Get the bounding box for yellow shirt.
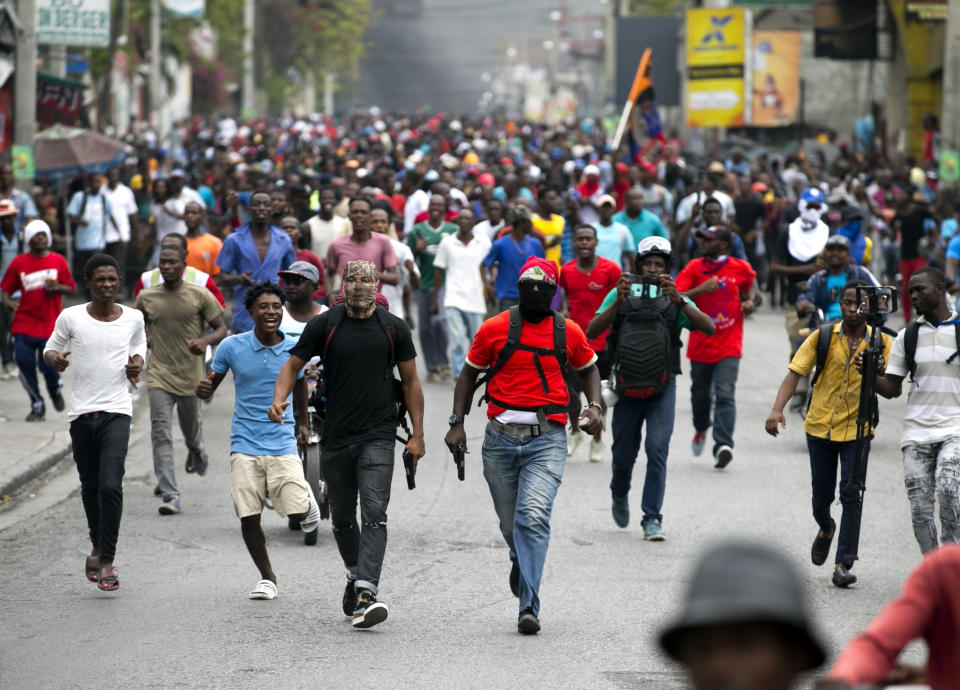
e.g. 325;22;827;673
532;213;565;269
789;323;892;442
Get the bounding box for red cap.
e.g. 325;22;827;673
478;172;496;187
615;162;628;173
518;256;559;285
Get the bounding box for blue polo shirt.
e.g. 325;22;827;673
483;234;544;300
612;208;667;247
211;331;303;456
216;224;296;332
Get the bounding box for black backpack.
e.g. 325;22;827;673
470;305;569;427
308;304;412;442
904;319;960;385
608;292;680;400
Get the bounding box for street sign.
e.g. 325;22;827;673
685;7;749;128
37;0;110;47
12;144;34;181
940;150;960;183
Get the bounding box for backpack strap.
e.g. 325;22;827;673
948;323;960;366
472;305;524;401
372;305;397;366
904;321;921;383
810;323;834;389
320;304;347;361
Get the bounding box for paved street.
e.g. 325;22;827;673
0;309;927;689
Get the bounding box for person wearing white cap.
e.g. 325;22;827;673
575;164;606;226
591;194;633;270
1;220;76;421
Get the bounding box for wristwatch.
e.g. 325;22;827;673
448;414;464;427
588;401;603;411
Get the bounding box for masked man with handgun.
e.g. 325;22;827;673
766;280;892;588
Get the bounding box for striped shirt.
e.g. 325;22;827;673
886;312;960;447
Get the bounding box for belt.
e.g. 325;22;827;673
489;418;563;438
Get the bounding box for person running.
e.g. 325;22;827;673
587;237;714;538
133;234;225;308
612;188;668;248
433;208;489;377
272;260;425;629
408;194;457;382
137;242;227;514
370;206;419;321
484;205;545;312
765;280;892;588
197;282;320;601
1;220;75;421
444;256;603;635
183;201;222;279
559;224;622;462
278;261;328;337
592;195;633;270
676;225;757;468
43;253;146;592
871;267;960;554
216;190;296;333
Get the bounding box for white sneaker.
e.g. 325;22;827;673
715;445;734;469
300;483;320;532
589;438;604;463
567;432;585;457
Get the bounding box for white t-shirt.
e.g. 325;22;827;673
381;239;418;319
44;304;148;421
675;190;736;224
885;314;960;448
474;219;506;242
403;189;430;235
152;197;187;240
306;213;352;261
103;183;138;244
280;304;328;341
434;232;490;314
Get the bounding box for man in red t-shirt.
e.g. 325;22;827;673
444;256;602;636
675;225;756;468
559;223;622;461
1;220;76;421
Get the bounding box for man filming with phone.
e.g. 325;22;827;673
765;280;893;588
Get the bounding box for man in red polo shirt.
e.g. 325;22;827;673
444;257;602;636
559;223;622;461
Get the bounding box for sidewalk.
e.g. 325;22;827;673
0;370;74;498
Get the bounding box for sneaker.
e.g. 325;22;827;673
342;579;357;617
589;438;604;463
692;432;706;456
51;390;65;412
158;498;182;515
425;370;441;383
300;483;320;533
517;608;540;635
509;561;519;598
715;445;734;469
25;409;45;422
811;522;835;566
643;519;666;541
439;366;454;381
352;588;389;629
566;432;584;457
832;564;857;588
611;495;629;528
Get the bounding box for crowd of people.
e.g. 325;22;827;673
2;109;959;685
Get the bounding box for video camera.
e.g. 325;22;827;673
855;285;898;321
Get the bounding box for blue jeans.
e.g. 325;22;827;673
14;334;61;416
690;357;740;456
445;306;484;377
610;379;676;524
807;434;866;568
415;288;448;372
481;421;566;616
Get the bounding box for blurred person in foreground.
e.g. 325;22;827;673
819;544;960;690
660;540;825;690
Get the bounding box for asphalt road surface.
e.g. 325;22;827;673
0;310;927;689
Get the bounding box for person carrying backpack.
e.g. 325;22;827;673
765;280;892;588
271;259;424;629
586;236;715;539
443;256;602;635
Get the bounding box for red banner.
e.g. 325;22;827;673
36;72;87;130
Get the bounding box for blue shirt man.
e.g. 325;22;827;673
484;230;544;301
217;219;296;333
613;189;668;247
211;330;302;456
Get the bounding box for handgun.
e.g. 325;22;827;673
454;441;466;481
402;448;416;490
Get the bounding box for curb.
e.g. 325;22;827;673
0;440;73;498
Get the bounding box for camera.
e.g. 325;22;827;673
855;285;898;318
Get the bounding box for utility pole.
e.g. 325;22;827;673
13;0;37;192
242;0;254;114
943;0;960;157
150;0;166;143
47;45;66;78
323;73;335;116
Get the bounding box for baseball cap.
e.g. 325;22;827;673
750;182;768;194
508;204;532;224
840;206;863;222
706;160;726;174
597;194;617;207
278;260;320;283
695;225;732;243
518;256;558;285
583;164;600;177
170;168;186;178
478;172;496;187
824;234;850;249
0;199;16;217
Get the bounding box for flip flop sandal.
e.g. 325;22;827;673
248;579;277;600
97;565;119;592
85;556;100;582
185;455;196;473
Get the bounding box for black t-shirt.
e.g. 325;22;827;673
734;198;765;241
290;308;417;450
896;207;933;260
774;226;818;304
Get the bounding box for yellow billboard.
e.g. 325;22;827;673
752;31;801;127
685;7;748;128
